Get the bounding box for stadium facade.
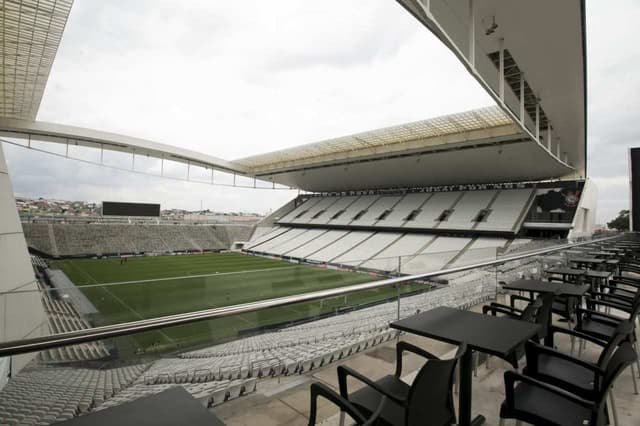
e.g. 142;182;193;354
0;0;594;400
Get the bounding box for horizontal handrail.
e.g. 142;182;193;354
0;235;622;357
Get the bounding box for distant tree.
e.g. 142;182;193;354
607;209;630;231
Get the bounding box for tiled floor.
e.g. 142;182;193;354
213;296;640;426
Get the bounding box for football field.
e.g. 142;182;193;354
51;253;427;355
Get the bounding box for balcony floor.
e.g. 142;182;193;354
213;296;640;426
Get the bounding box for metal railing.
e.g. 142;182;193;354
0;235;622;357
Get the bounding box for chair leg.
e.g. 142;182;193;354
609;390;619;426
634;341;640;378
631;364;639;395
339;410;345;426
473;351;478;377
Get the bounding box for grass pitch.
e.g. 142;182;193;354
51;253;426;355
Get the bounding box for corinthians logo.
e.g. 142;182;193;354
561;190;581;208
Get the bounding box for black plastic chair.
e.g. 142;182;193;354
523;320;634;399
308;382;385;425
482;295;546;367
499;342;637;426
337;342;466;426
504;292;555;344
576;294;640;344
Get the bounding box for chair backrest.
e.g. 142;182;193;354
596;320;633;367
405;343;467;426
520;299;541;323
597;342;637;405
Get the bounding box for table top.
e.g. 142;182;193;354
502;279;589;297
570;257;606;264
389;307;540;358
53;387;224;426
587;251;617;257
545;267;586;276
606;259;620;265
583;270;612;279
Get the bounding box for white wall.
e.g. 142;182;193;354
0;144;48;375
568;179;598;240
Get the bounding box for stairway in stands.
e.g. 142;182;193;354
47;224;60;257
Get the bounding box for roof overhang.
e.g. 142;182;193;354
396;0;587;177
0;0;74;120
233;106;574;191
0;118;246;175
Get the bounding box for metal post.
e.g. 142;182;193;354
535;101;540;142
547;126;552;150
498;39;505;102
519;72;525;123
397;284;401;321
468;0;475;67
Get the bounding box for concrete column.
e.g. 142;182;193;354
0;144;48;375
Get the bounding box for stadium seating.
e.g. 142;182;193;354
38;285;110;362
276;188;535;234
0;364;148;425
21;224;252;256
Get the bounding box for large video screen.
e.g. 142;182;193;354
631;148;640;231
102;201;160;217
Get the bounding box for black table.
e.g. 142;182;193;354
502;279;589;345
52;387;225;426
390;307;540;426
583;269;612;291
588;251;617;258
545;267;586;283
570;257;606;269
502;279;589;297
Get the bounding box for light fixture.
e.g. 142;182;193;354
485;16;498;35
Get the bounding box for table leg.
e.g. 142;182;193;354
459;347;485;426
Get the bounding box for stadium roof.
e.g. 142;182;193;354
396;0;587;176
0;0;73;120
234;106;514;172
0;118;245;174
232;106;573;192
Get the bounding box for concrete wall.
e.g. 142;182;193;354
0;144;48;374
568;179;598;240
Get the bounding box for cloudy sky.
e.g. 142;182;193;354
3;0;638;222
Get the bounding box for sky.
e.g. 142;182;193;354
3;0;639;222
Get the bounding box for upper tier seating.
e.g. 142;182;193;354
277;188;536;234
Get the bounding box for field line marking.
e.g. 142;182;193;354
67;261;175;343
98;285;176;344
75;265;301;288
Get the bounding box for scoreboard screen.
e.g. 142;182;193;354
102;202;160;217
630;148;640;231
